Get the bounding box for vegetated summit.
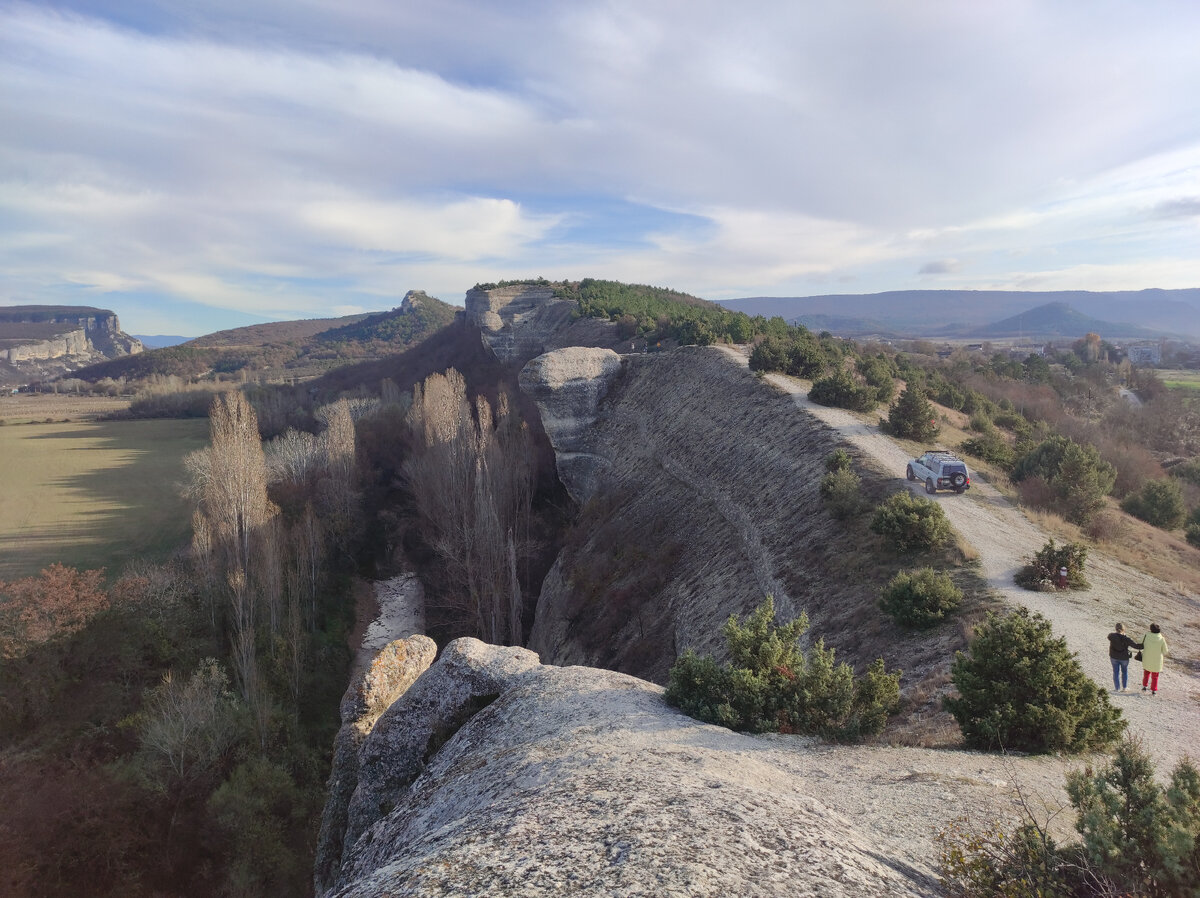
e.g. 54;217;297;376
64;290;458;384
720;288;1200;339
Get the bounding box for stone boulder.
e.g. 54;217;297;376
518;347;623;505
334;638;542;888
328;648;936;898
315;634;438;896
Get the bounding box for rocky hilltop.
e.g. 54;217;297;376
321;638;972;898
464;283;628;364
0;305;142;386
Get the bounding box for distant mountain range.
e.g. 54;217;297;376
719;289;1200;340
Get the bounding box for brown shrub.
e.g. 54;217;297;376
1085;511;1128;542
1015;475;1057;512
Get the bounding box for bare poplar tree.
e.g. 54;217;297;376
403;370;533;645
190;391;278;700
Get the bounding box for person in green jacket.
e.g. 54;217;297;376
1140;623;1169;695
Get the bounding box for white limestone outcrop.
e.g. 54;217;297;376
518;347;624;505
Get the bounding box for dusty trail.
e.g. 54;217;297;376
734;362;1200;772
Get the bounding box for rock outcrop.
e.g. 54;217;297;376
465;284;578;364
315;634;438;896
327;639;541;892
0;305;142;386
324;643;948;898
518;347;624;504
464;283;627;365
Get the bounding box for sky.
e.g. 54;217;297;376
2;1;1199;337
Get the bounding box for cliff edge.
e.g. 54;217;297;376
325;640;947;898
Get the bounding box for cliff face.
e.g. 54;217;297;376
524;345;886;683
517;347;624;505
463;284;626;365
323;640;938;898
0;306;142;385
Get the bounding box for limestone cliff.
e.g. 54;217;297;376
463;283;625;365
323;640;944;898
517;347;624;505
0;305;142;385
523;345;911;684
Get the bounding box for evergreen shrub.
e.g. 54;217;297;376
959;428;1016;471
824;448;852;473
944;608;1124;754
880;568;962;629
1011;435;1116;524
939;737;1200;898
809;369;879;412
1120;478;1187;530
886;386;939;441
869;491;952;554
665;598;900;742
820;467;862;519
1014;539;1089;591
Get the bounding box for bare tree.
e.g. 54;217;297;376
264;427;320;485
403;371;534;645
189;391;279;700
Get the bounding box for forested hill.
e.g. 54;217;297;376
66;291;458;384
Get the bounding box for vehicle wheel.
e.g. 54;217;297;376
906;465;916;481
956;487;966;494
951;472;966;488
925;478;936;494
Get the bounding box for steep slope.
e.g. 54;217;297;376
524;345;968;691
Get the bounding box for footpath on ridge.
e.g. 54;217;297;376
720;348;1198;771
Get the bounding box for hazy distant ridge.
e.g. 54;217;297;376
720;288;1200;338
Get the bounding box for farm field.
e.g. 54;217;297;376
1159;368;1200;393
0;417;209;580
0;392;131;424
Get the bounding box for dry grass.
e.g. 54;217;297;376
0;417;209;579
0;393;131;424
1026;501;1200;596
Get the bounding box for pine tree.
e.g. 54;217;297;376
887;386;939;441
944;608;1125;753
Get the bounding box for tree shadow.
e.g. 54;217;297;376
0;420;208;580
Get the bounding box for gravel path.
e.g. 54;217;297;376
754;367;1200;772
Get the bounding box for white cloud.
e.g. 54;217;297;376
3;1;1200;333
300;195;560;259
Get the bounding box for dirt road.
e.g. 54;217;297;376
743;364;1200;771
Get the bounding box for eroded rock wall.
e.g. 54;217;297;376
527;345;860;683
0;308;142;384
518;346;624;505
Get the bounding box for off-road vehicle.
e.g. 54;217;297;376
906;450;971;494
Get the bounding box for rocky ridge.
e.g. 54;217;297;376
321;638;964;897
464;283;628;365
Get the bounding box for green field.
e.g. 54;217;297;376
0;418;209;580
1160;369;1200;393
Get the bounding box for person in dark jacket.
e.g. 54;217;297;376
1107;623;1141;692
